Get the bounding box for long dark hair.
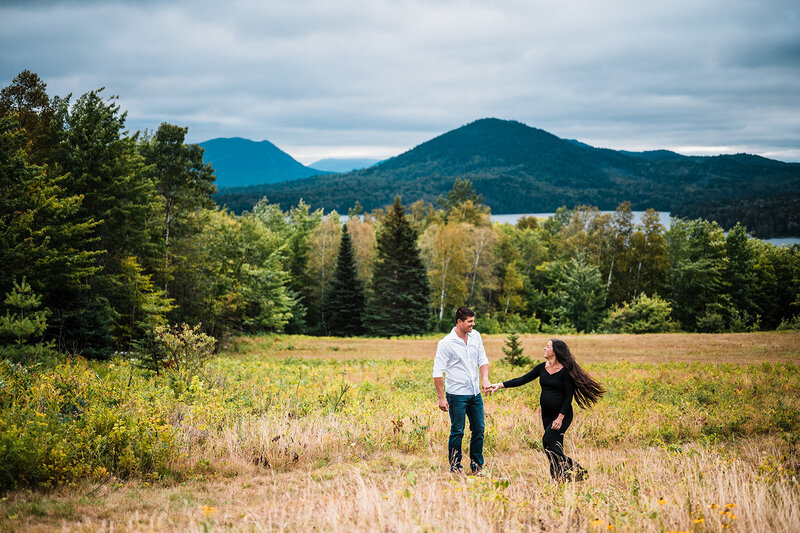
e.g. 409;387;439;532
551;339;605;409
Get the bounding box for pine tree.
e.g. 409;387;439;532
364;197;431;336
501;333;530;367
48;89;160;356
324;224;366;336
0;278;56;364
0;116;99;301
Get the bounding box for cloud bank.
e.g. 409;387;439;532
2;0;798;163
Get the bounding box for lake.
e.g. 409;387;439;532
490;212;800;246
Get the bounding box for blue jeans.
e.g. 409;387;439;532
446;393;485;470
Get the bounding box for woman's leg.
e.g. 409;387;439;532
542;425;568;480
542;415;583;481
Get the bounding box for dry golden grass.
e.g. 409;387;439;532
235;331;800;364
2;332;799;532
4;438;797;532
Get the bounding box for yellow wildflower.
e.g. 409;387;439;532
725;502;737;509
708;503;719;509
693;518;705;524
657;498;667;505
201;505;218;518
590;519;604;527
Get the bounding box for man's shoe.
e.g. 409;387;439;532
469;467;483;476
450;465;465;475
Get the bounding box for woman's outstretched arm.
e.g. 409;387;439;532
502;362;544;389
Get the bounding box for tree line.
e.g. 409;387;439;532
2;71;799;363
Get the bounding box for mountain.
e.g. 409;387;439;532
199;137;327;188
214;119;800;237
618;149;687;161
309;158;381;173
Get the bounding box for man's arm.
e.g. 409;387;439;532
477;332;490;393
434;377;448;411
480;363;490;393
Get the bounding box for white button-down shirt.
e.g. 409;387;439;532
432;327;490;396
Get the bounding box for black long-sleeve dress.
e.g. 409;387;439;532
503;362;583;480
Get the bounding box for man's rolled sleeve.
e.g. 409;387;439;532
432;342;448;378
477;334;489;368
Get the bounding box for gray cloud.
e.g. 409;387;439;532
1;0;798;163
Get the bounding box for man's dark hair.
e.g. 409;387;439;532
454;306;475;324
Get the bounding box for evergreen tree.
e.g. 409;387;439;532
0;116;98;301
501;333;531;367
438;178;483;213
725;223;758;326
140;123;216;293
550;253;605;332
365;197;431;336
0;278;56;364
47;89;159;355
324;224;366;336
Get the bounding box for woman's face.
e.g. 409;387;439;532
544;340;554;361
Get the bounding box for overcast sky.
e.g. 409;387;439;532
2;0;799;164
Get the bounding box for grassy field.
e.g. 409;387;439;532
1;332;799;532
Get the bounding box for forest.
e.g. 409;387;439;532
2;71;800;365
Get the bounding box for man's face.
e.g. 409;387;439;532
457;316;475;334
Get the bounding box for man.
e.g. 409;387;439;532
432;306;491;475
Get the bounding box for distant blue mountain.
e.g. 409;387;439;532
569;139;686;161
619;149;687;161
199;137;328;189
309;158;381;173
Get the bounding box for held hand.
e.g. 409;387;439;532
481;379;492;394
487;383;504;395
438;397;449;412
551;415;564;430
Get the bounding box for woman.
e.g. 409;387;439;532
488;338;604;481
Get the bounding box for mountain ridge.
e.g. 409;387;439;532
309;158;381;173
212;118;800;237
199;137;328;188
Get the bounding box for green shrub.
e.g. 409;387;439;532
696;309;726;333
501;313;541;334
0;358;176;489
133;323;216;382
777;315;800;331
600;293;678;333
477;313;502;334
539;320;578;335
